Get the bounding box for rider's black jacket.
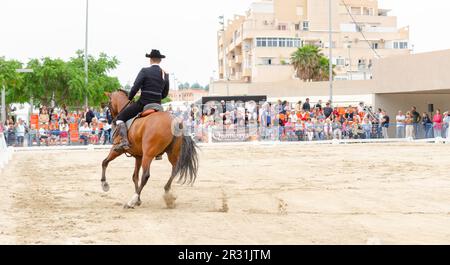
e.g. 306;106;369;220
128;65;169;105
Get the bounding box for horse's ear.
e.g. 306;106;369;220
105;92;111;98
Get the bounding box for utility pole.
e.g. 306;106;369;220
1;82;5;125
328;0;333;105
84;0;89;108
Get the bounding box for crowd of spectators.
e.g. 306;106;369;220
2;100;450;147
167;99;450;143
1;104;113;147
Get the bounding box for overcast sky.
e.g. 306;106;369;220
1;0;449;87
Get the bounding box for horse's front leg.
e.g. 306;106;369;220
133;156;143;206
101;148;123;192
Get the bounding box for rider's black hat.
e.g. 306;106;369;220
145;49;166;59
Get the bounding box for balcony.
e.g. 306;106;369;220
235;55;242;64
243;68;252;77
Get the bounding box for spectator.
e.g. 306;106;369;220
422;112;433;139
362;117;372;139
60;121;69;145
305;118;314;141
323;102;333;119
396;111;406;138
102;120;112;145
49;123;60;145
315;100;323;110
332;119;342;140
39;125;49;146
381;110;390;139
405;112;414;139
6;122;16;146
79;122;91;145
443;111;450;139
15;119;26;147
27;124;40;147
433;109;443;138
39;107;50;128
85;107;95;126
411;106;421;139
302;98;311;112
323;119;332;140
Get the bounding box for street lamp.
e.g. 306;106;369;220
84;0;89;108
328;0;333;105
218;15;229;96
344;36;352;80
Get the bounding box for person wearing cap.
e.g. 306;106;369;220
115;49;170;152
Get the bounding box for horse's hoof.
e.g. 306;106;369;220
102;182;110;192
123;204;134;209
136;200;142;207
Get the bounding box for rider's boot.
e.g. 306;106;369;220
114;122;130;152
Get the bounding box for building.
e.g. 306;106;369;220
217;0;410;84
212;48;450;137
168;89;208;103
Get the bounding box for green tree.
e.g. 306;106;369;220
191;82;201;89
0;57;26;104
291;45;334;82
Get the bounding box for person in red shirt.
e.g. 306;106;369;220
433;109;443;138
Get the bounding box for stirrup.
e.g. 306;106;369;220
155;155;163;160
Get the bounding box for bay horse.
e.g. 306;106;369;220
101;90;198;209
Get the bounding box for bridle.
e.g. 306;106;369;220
108;93;132;140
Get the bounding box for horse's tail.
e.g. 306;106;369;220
174;136;199;185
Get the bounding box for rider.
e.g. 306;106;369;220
115;49;170;152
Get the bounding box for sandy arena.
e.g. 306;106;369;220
0;143;449;244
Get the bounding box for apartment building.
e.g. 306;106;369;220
217;0;410;83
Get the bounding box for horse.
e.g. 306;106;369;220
101;90;199;209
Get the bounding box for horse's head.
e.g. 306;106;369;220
105;90;129;119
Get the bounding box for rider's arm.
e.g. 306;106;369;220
162;73;170;99
128;68;146;100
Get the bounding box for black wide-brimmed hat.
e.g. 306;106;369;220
145;49;166;59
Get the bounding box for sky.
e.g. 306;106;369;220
1;0;449;87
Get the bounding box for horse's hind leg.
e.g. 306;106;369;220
125;154;154;209
163;143;181;209
101;148;123;192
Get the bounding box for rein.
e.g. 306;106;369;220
111;100;132;125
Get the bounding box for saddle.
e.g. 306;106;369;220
126;103;164;130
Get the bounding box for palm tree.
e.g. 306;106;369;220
291;45;335;82
314;56;334;81
291;45;321;81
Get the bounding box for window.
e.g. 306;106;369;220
256;38;302;48
295;24;300;31
287;39;294;47
393;41;408;49
261;58;273;65
351;7;361;15
278;24;288;31
372;42;379;49
302;21;310;31
336;58;345;66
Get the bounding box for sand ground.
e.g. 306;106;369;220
0;143;449;244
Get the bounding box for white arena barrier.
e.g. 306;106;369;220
0;133;13;172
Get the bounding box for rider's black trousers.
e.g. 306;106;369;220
117;101;144;122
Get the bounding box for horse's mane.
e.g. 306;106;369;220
117;89;129;97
